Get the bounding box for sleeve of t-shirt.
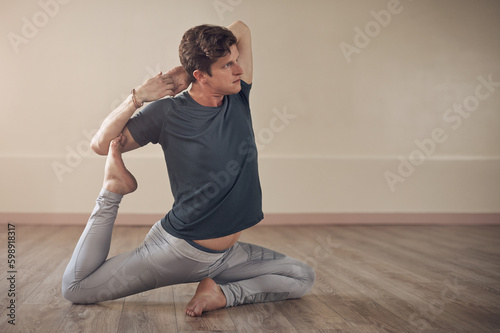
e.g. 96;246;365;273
126;99;166;146
239;80;252;106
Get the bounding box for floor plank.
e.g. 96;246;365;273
118;286;177;333
274;295;352;332
54;302;124;333
228;301;299;333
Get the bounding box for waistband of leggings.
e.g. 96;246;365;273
184;239;227;254
152;221;225;263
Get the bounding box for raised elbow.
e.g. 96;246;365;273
90;138;107;156
235;20;249;30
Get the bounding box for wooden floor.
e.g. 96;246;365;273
1;224;500;332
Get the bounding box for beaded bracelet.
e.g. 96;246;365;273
131;89;143;108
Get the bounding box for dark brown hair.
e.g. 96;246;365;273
179;24;237;82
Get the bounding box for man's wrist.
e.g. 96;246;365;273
131;88;144;108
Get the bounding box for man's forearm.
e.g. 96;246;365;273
227;21;253;83
90;95;138;155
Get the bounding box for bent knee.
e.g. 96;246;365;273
299;262;316;294
62;284;97;304
286;259;315;298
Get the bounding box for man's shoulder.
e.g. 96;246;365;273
148;92;188;112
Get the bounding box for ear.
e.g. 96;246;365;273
193;70;208;84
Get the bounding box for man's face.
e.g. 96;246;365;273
205;44;243;95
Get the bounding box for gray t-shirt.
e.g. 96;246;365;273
127;81;263;239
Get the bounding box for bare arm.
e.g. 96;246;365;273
90;67;189;155
227;21;253;84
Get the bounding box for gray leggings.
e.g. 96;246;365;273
62;189;315;306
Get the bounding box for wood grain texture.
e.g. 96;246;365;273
1;224;499;332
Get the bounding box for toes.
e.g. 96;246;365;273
185;300;203;317
110;134;122;146
117;134;126;146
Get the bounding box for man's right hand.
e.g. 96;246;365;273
135;66;190;104
166;66;190;95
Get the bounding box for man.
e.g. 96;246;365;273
62;21;315;317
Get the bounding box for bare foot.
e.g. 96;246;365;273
103;135;137;195
185;278;227;317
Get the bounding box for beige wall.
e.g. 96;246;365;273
1;0;499;219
